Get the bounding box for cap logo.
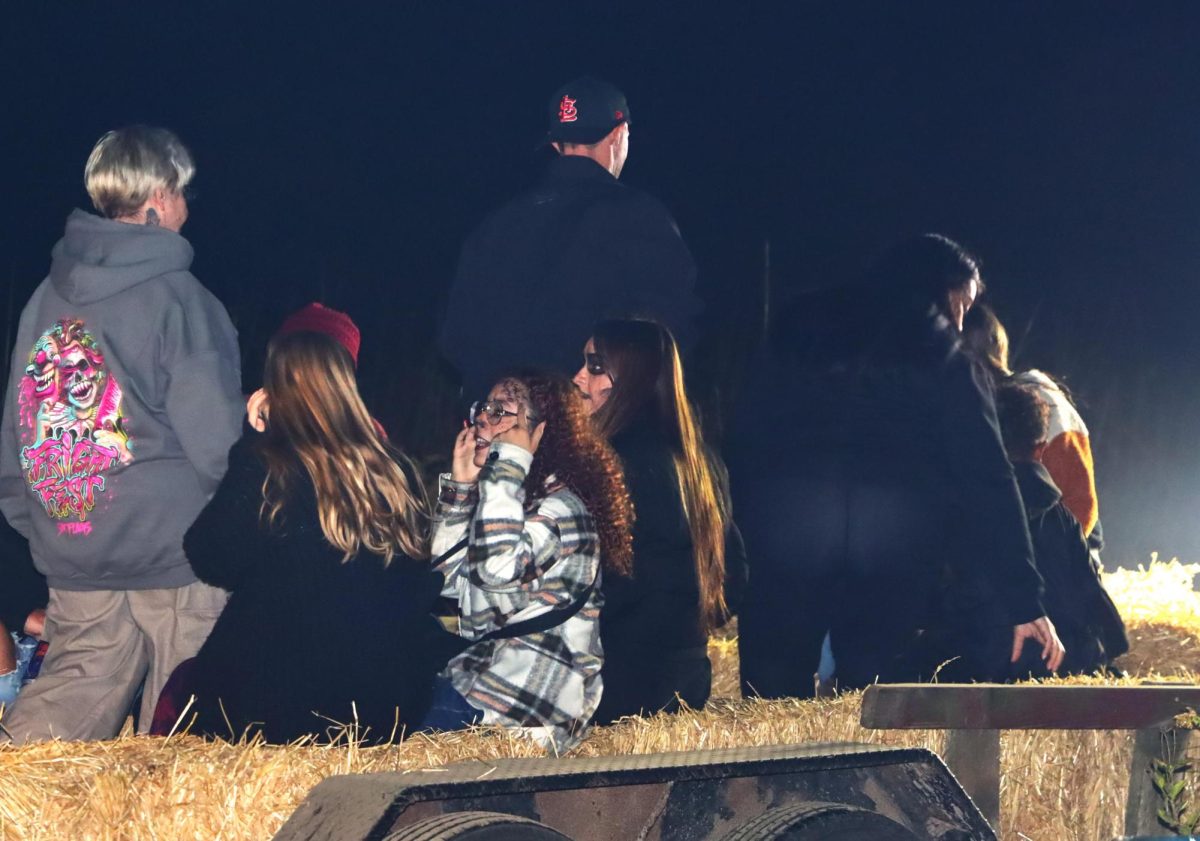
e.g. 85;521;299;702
558;95;578;123
614;110;624;120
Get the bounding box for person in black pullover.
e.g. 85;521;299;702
729;235;1064;698
993;381;1128;676
440;77;701;399
173;305;463;744
573;319;747;722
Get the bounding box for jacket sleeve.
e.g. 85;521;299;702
465;442;585;595
0;381;29;540
160;290;244;496
431;473;478;596
182;428;274;592
940;354;1045;625
1039;431;1099;535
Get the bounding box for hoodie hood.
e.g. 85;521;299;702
49;209;194;305
1014;460;1062;518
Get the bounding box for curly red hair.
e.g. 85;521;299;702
498;371;634;577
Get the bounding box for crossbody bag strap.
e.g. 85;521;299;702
480;579;597;642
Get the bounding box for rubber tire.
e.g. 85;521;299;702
719;802;920;841
383;810;574;841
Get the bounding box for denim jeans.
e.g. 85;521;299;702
419;675;483;731
0;634;38;707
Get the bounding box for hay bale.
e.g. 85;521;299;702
1;558;1197;841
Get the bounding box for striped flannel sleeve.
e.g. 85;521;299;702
467;442;586;594
432;474;478;593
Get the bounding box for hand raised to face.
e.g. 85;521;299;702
451;422;482;484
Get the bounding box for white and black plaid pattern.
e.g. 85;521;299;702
433;442;603;751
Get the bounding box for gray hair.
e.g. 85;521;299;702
84;125;195;219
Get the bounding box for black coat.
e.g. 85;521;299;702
182;430;464;744
1012;461;1128;676
730;329;1046;697
439;155;701;397
593;425;747;723
0;514;46;632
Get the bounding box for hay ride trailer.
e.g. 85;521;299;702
273;742;993;840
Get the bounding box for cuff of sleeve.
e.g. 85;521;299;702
437;473;478;508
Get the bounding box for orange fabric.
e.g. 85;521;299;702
1036;430;1098;534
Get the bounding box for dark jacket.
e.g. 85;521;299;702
1012;461;1128;676
730;315;1045;697
0;210;243;591
0;514;46;632
594;424;747;722
183;429;464;744
439;156;701;397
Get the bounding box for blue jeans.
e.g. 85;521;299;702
0;634;38;707
419;675;483;731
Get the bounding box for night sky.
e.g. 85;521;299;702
3;3;1199;569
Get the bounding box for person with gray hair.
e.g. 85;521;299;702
0;125;243;742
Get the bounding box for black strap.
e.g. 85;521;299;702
479;581;597;642
432;537;469;568
433;536;597;643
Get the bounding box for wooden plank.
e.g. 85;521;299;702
1124;727;1194;837
944;730;1001;832
860;684;1200;731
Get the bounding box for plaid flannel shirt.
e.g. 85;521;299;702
432;441;603;751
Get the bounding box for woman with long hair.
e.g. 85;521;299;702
178;304;463;744
962;303;1100;539
573;318;746;722
730;234;1064;698
428;371;632;750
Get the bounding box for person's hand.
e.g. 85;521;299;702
24;609;46;638
0;625;15;675
490;405;545;455
451;423;481;484
1012;615;1065;672
247;389;270;433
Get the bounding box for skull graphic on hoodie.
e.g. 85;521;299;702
18;319;132;521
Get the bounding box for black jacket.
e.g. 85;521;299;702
1013;461;1128;675
594;425;747;722
730;323;1046;695
0;515;46;632
183;429;464;744
439;156;701;397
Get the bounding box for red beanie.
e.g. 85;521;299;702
276;303;361;366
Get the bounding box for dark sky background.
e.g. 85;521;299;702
3;3;1199;570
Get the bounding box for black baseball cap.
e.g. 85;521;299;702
544;76;631;145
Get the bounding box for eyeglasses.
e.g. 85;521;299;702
469;400;522;426
585;353;615;383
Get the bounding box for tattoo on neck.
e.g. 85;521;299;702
145;208;160;227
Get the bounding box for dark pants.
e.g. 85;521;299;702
418;675;483;731
593;647;711;724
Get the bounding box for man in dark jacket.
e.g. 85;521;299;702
439;76;701;398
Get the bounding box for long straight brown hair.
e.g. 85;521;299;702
256;331;428;563
590;319;729;632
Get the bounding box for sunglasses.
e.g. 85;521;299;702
469;400;539;427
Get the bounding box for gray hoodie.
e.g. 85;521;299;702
0;210;243;590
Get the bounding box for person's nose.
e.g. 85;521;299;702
572;367;588;390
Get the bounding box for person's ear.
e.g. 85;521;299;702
531;420;547;452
